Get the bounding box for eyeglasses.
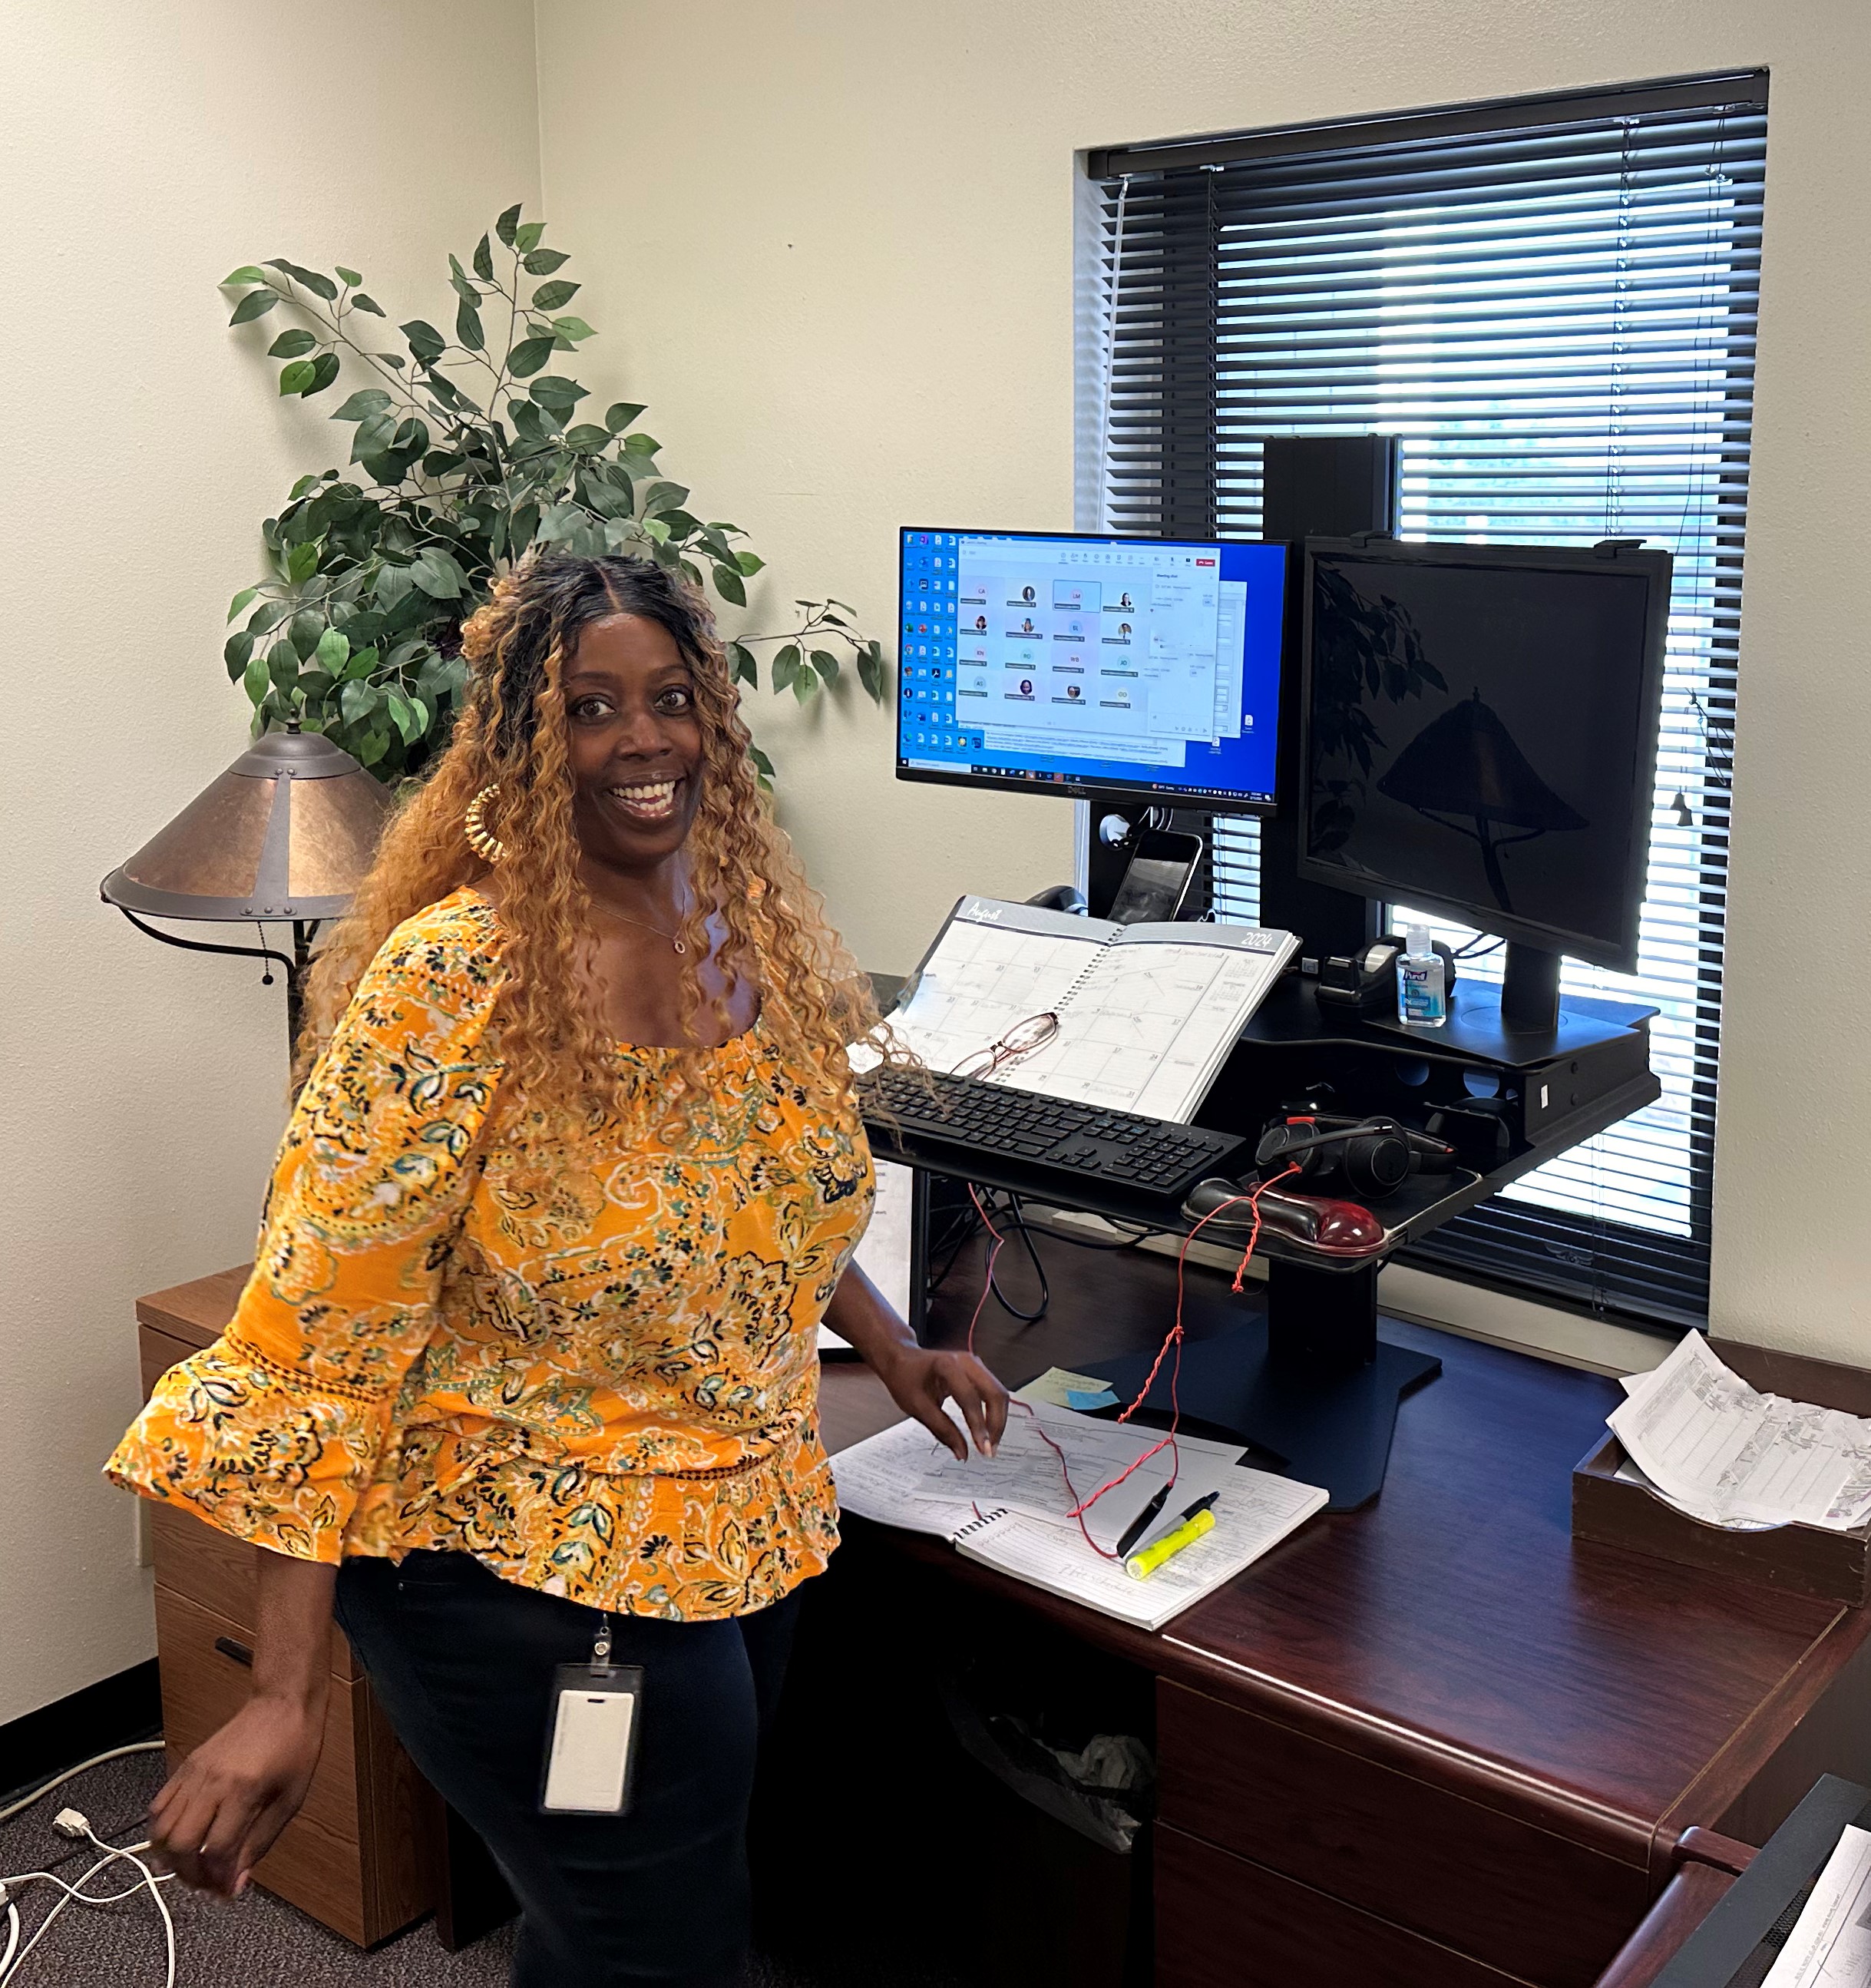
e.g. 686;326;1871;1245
954;1011;1060;1080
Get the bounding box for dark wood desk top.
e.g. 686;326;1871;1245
819;1229;1870;1877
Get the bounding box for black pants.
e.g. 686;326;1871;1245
335;1551;802;1988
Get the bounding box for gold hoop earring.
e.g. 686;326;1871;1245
464;785;507;865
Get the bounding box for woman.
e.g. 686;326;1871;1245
107;550;1008;1987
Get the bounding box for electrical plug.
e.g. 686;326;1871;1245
51;1808;90;1840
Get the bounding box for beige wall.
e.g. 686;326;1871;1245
0;0;541;1726
535;0;1870;1362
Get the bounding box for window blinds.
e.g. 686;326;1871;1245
1089;74;1766;1328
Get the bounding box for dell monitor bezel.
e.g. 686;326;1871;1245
1297;536;1672;977
894;525;1288;818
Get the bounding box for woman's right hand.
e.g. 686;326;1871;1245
147;1545;338;1897
147;1693;326;1896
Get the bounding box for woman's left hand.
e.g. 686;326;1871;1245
872;1343;1009;1460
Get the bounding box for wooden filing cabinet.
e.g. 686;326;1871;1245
137;1269;440;1947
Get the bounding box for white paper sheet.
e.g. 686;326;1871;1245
1609;1334;1871;1533
910;1401;1245;1553
1762;1824;1871;1987
829;1414;982;1538
953;1468;1328;1632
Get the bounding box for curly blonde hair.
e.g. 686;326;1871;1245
301;550;888;1138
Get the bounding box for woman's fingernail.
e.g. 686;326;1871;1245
235;1873;251;1897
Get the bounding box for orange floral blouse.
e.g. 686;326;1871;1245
107;889;874;1620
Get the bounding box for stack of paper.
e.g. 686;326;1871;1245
1760;1823;1871;1986
831;1401;1326;1629
1609;1333;1871;1534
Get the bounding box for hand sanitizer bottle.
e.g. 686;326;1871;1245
1397;925;1448;1027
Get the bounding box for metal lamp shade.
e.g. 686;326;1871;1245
101;729;392;923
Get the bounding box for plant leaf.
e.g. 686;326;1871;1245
286;540;319;584
604;402;646;433
289;609;324;659
565;423;611;452
229;289;279;325
858;640;885;703
550;316;596;342
749;743;775;790
315;627;350;672
736;550;766;577
278;359;316;395
772;643;801;693
472;233;494;281
507;336;555;378
302;352;339;396
222;266;268;287
522;247;570;275
224;629;255;679
352;411;397;461
340;678;378;727
728;641;759;688
495;203;522;248
350;292;385;316
227;587;260;624
243;653;270;705
263;259;339;302
531;280;579;311
456;296;484;352
514;220;546;253
409;547;465;599
268;329;316;359
402;319;446;363
332;388;392;423
335;266;362;287
811;648;841;685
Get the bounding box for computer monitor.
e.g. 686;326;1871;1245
1298;538;1671;989
896;528;1288;813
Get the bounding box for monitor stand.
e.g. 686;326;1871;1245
1080;1260;1441;1510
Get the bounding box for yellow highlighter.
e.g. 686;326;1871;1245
1124;1503;1216;1580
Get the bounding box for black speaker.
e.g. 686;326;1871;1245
1259;435;1400;964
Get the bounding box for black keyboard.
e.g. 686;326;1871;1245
862;1067;1250;1206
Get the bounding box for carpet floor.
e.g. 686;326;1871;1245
0;1754;965;1987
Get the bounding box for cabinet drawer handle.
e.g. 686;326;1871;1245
213;1635;253;1668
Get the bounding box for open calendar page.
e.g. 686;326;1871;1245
884;895;1297;1124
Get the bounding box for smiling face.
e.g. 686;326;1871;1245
564;612;705;874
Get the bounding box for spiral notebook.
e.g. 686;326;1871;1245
884;895;1298;1124
831;1411;1327;1632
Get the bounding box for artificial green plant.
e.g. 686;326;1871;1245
220;203;884;785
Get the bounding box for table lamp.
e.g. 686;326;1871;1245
100;724;392;1052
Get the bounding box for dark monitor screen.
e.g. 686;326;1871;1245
1299;540;1671;972
896;528;1288;813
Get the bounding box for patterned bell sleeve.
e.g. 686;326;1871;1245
107;906;505;1562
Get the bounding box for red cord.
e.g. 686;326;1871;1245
961;1169;1299;1547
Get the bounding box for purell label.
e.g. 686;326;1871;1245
1400;959;1442;1022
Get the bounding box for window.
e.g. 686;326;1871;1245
1086;74;1767;1329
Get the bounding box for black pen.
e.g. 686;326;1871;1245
1114;1484;1171;1560
1129;1489;1221;1556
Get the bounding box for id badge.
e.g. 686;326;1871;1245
539;1661;644;1815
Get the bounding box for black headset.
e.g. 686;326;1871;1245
1254;1113;1457;1202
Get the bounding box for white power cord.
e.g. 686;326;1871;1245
0;1742;167;1827
0;1811;176;1988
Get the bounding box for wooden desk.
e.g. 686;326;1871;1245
801;1230;1871;1988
